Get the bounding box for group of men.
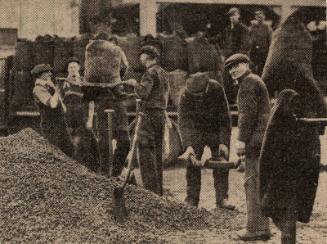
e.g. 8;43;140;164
29;6;323;244
32;33;168;199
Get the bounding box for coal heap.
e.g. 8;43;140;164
0;129;233;243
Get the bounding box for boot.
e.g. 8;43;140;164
216;199;236;210
235;229;271;241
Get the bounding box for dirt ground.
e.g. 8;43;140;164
134;128;327;243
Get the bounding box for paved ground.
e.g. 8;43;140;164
134;128;327;243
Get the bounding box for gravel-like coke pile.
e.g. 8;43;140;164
0;129;236;243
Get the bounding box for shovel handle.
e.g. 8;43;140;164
121;112;145;188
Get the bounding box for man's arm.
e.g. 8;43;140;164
134;71;154;100
240;24;251;54
217;85;232;147
237;81;258;143
33;85;59;108
178;93;195;149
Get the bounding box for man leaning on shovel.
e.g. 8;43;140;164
125;45;169;196
177;71;235;210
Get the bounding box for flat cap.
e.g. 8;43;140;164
140;45;160;58
31;64;52;75
224;53;250;70
227;7;240;16
66;56;80;67
186;72;209;94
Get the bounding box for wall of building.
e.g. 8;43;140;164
0;0;80;40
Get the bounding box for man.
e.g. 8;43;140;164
126;45;168;196
32;64;73;157
178;72;234;210
108;36;129;78
221;7;251;59
224;54;271;241
221;7;250;105
249;9;272;75
62;57;100;172
89;33;131;177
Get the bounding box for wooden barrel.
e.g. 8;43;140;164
13;41;34;71
158;34;188;72
33;37;54;66
11;70;33;110
187;35;219;74
166;69;187;107
53;38;74;75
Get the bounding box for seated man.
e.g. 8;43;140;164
178;72;234;210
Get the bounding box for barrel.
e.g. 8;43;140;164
33;37;54;66
13;41;34;71
53;38;74;75
158;34;188;72
187;36;219;74
11;70;33;110
166;69;187;107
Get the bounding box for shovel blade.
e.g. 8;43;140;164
112;186;128;222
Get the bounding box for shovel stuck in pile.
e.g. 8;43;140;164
112;112;144;222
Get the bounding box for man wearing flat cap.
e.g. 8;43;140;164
178;71;234;210
126;45;168;196
32;64;73;156
221;7;251;105
249;9;272;75
225;53;271;241
222;7;251;59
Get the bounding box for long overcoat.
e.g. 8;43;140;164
259;83;327;223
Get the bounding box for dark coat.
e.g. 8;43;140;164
135;64;169;110
237;71;271;157
221;22;251;58
259;85;326;223
178;80;231;149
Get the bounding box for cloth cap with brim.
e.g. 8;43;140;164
186;72;210;94
227;7;240;16
224;53;250;70
140;45;160;58
31;64;52;76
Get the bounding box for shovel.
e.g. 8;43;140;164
112;111;144;222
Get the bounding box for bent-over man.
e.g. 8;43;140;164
178;72;234;210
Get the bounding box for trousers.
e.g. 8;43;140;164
138;109;165;196
245;155;270;232
185;139;229;207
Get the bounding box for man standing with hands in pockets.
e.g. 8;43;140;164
224;54;271;241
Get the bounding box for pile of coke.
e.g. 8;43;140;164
0;129;232;242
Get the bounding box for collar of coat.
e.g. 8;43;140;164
238;70;252;83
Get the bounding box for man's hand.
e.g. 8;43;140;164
178;146;195;161
124;79;138;87
236;140;246;162
218;144;229;159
